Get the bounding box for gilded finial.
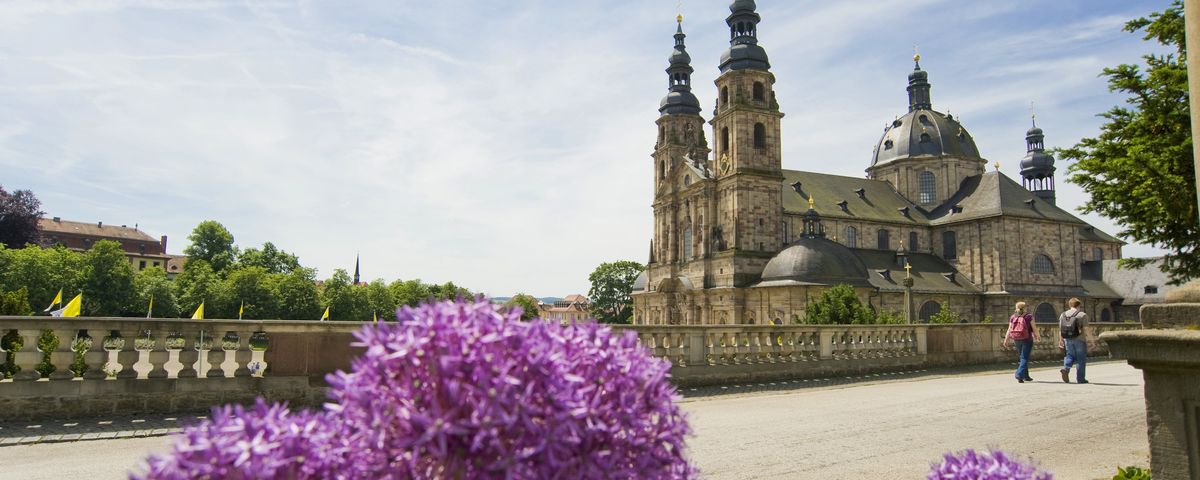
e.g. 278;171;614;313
677;14;683;23
807;195;815;210
904;261;912;278
913;44;921;65
994;161;1000;171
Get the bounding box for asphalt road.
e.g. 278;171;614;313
0;362;1148;479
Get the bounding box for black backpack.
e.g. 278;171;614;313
1060;311;1082;339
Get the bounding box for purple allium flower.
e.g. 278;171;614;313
326;299;696;479
928;449;1053;480
136;399;346;480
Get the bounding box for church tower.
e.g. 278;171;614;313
650;15;709;269
1019;117;1057;205
709;0;784;286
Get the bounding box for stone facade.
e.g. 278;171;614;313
633;3;1128;326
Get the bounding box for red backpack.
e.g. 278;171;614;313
1009;314;1032;340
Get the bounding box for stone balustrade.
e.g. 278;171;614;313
0;316;1141;420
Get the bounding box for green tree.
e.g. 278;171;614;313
802;284;873;325
184;220;237;274
320;269;370;321
0;287;33;315
503;293;542;321
175;259;221;318
928;307;962;324
587;260;643;324
221;266;280;319
364;279;397;321
0;245;84;311
0;185;43;249
275;268;321;320
80;240;136;316
389;279;432;307
1058;1;1199;284
238;242;301;274
430;281;472;301
134;267;179;318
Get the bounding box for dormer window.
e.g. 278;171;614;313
918;114;931;125
884;139;894;150
919;133;932;143
1144;285;1159;294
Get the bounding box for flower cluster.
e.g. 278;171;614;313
928;449;1053;480
136;299;695;479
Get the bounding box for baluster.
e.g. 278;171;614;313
163;331;186;379
778;331;793;362
744;331;760;363
67;328;96;380
194;329;214;378
249;331;269;377
102;330;125;380
721;332;735;365
132;329;156;379
704;332;716;366
219;331;240;378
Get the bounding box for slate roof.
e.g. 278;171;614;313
1101;258;1175;304
1079;279;1121;299
927;172;1085;226
38;218;158;243
781;170;924;225
853;249;982;295
1078;226;1124;244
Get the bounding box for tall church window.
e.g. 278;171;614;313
918;301;941;322
659;161;665;181
720;86;729;106
877;229;890;250
722;127;730;154
1093;247;1103;260
918;171;936;205
908;232;918;251
753;82;764;101
943;231;957;259
846;226;858;248
1031;254;1055;274
782;221;789;246
1034;303;1056;324
1101;308;1111;322
682;223;692;260
753;123;766;149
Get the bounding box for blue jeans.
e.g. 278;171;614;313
1063;337;1088;382
1014;339;1033;379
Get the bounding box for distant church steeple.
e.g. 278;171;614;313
1019;109;1057;205
907;52;932;111
353;254;360;284
659;15;702;115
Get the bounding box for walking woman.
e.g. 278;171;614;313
1003;301;1037;383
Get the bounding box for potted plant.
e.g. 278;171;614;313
69;330;92;379
0;330;24;380
34;329;59;380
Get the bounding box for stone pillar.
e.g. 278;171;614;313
1187;0;1200;223
1102;303;1200;479
903;277;915;324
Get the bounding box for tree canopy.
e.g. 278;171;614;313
0;185;42;249
587;261;643;324
1058;1;1199;284
503;293;541;321
184;220;237;274
802;284;873;325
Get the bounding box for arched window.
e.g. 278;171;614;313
682;223;692;260
918;301;941;322
753;123;766;149
908;232;919;251
877;229;890;250
846;226;858;248
1093;247;1103;261
720;86;729;106
943;231;957;259
884;139;894;150
1034;303;1056;324
753;82;764;101
919;133;932;143
1100;308;1111;322
1031;254;1055;274
659;161;665;181
918;171;936;205
721;127;730;153
683;175;691;186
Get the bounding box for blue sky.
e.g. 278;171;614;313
0;0;1172;296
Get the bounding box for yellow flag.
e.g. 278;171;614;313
239;301;244;320
373;310;378;323
58;294;82;317
44;289;63;312
320;306;330;321
191;302;205;320
146;295;154;318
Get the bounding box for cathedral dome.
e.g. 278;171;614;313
659;90;701;115
632;270;648;292
871;109;982;167
760;236;871;286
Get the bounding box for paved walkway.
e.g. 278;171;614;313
0;361;1148;479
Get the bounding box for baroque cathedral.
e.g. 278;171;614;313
630;1;1126;326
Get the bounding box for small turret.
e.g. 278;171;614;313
659;16;701;115
719;0;770;72
1019;113;1057;205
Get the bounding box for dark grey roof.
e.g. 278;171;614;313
1078;225;1124;244
1019;124;1056;179
756;236;872;287
871;109;982;167
781;170;925;224
1102;258;1176;304
927;172;1088;226
1079;279;1121;299
854;250;981;295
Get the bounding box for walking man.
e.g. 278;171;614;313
1058;298;1090;384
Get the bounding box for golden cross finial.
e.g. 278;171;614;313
994;161;1000;171
677;14;683;23
676;0;683;22
1029;101;1037;127
807;195;815;209
913;44;921;64
904;261;912;278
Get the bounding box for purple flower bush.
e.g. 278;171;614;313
928;449;1053;480
136;299;695;479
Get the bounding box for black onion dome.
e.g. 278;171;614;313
659;20;701;115
1019;123;1055;179
760;237;871;286
719;0;769;72
731;0;756;12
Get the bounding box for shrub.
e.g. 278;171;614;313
928;449;1052;479
875;310;906;325
929;308;962;324
804;284;873;324
1112;465;1151;479
34;329;58;378
137;299;696;479
0;329;23;379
